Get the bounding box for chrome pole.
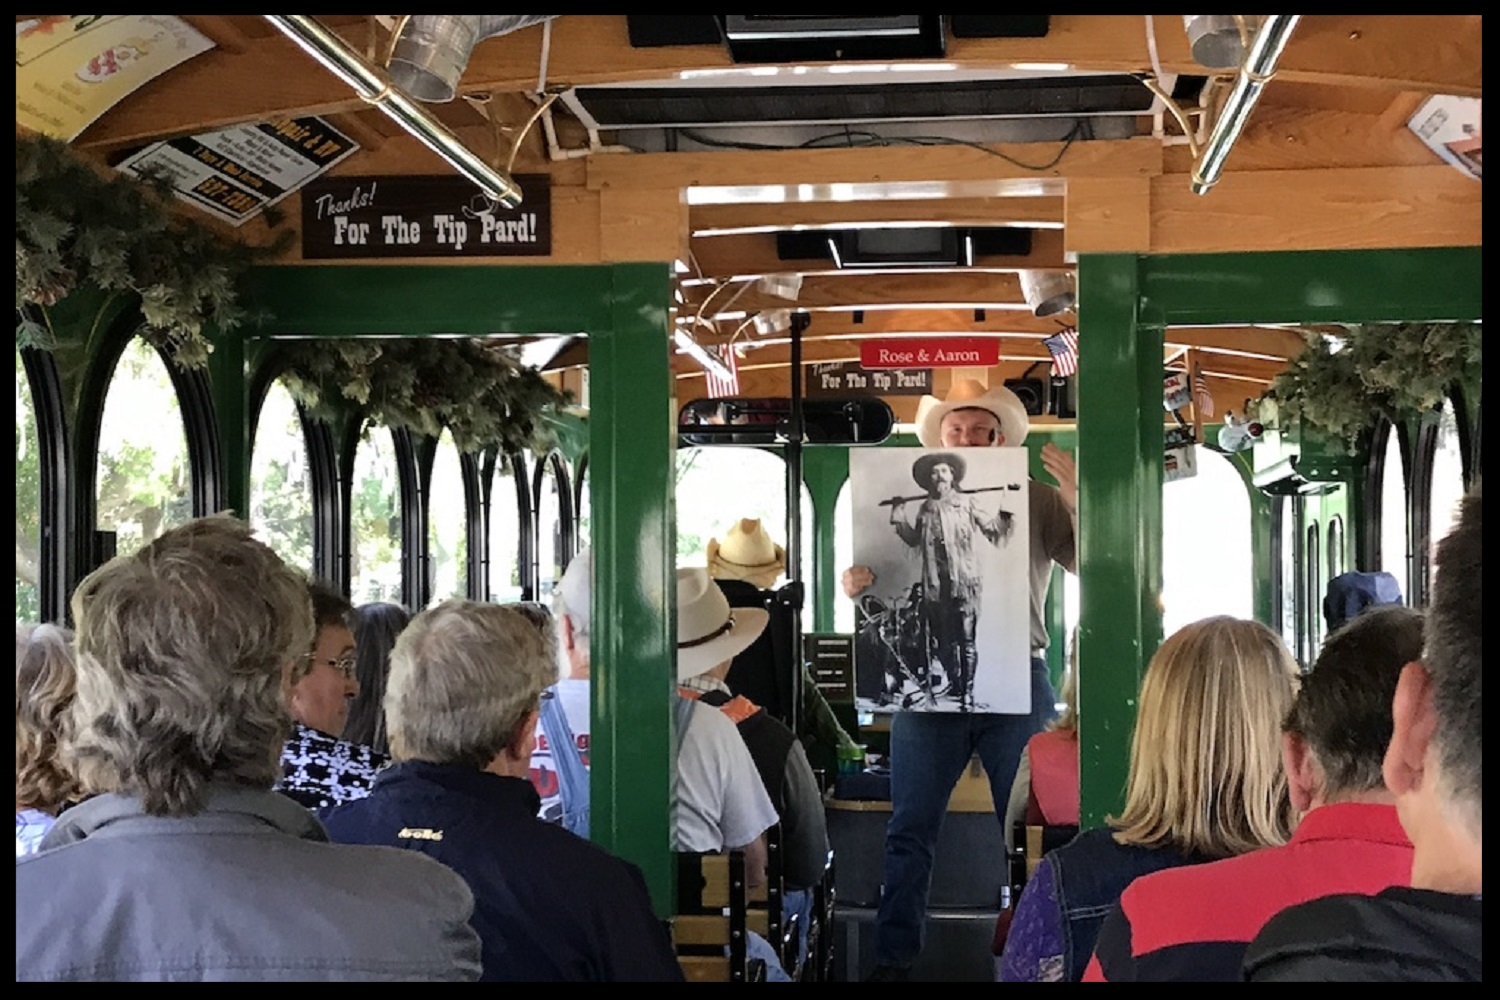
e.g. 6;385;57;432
1192;14;1302;196
264;14;523;208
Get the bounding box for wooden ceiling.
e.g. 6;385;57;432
23;15;1483;421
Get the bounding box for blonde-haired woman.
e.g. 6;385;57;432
16;623;81;856
998;616;1299;982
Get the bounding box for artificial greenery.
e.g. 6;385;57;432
1265;322;1482;450
278;338;570;455
16;132;286;368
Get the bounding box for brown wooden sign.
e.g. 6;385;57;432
300;174;551;259
806;361;932;397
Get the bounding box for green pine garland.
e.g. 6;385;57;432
17;132;288;366
278;338;571;454
1266;322;1482;449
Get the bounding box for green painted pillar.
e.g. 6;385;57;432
588;262;677;915
209;326;250;518
801;447;848;632
1075;255;1163;830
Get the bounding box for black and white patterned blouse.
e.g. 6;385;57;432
276;723;390;812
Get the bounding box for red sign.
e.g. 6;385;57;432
860;337;999;370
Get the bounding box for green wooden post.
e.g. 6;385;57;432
800;447;848;632
1075;254;1163;830
588;263;677;915
209;325;250;518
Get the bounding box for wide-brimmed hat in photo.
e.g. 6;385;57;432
911;451;967;490
676;567;769;682
707;518;786;589
914;377;1030;448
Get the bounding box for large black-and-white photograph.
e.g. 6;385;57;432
850;446;1031;714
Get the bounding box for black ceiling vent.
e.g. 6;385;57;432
949;15;1051;38
568;75;1153;130
625;15;1052;50
777;228;1032;265
625;15;946;61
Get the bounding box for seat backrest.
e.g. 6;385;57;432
674;849;766;983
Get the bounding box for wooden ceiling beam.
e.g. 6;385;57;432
72;16;1480;153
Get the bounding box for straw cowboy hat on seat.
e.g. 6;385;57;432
914;377;1031;448
676;567;769;682
707;518;786;590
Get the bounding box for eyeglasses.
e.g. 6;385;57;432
305;653;357;679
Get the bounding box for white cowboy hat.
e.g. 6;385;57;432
676;567;769;682
707;518;786;589
914;377;1030;448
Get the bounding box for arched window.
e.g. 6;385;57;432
16;349;41;622
1305;520;1322;662
249;379;313;573
427;429;467;604
574;456;591;554
533;454;570;600
1276;496;1298;653
1326;515;1345;582
95;338;191;558
1426;397;1465;593
489;454;525;603
350;424;403;604
1161;445;1254;637
676;446;815;628
1378;425;1408;594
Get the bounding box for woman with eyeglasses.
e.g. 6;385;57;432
276;579;392;813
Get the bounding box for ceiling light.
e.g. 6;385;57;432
1182;15;1250;70
1020;270;1076;317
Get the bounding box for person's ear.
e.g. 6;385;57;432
1281;731;1320;814
1382;661;1438;797
510;708;541;760
562;613;578;654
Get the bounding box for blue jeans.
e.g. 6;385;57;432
874;657;1057;969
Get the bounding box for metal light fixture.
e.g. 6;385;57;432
1020;270;1076;317
1192;15;1301;195
388;16;559;103
752;309;793;336
1182;15;1251;70
264;15;523;207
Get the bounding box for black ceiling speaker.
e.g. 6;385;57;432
1004;377;1049;417
1050;376;1077;419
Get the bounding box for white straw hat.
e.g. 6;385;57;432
707;518;786;589
676;567;769;682
913;377;1030;448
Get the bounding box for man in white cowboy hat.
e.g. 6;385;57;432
844;377;1079;982
538;550;779;887
889;449;1013;711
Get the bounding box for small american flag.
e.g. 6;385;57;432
1193;368;1215;419
704;343;740;397
1043;326;1079;378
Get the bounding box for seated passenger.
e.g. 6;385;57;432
276;580;390;810
1244;488;1482;982
678;566;831;968
707;517;860;762
535;549;787;979
340;600;412;755
322;600;684;982
1086;605;1422;981
15;514;481;982
16;623;80;856
998;616;1299;982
